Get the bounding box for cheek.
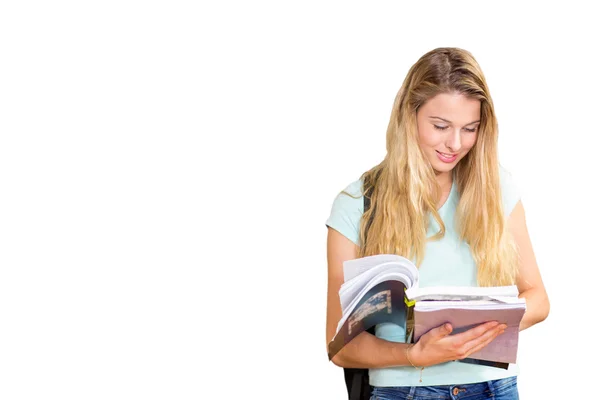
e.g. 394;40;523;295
418;128;440;148
463;135;478;151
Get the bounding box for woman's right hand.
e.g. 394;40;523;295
407;321;506;367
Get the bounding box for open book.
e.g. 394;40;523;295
327;254;526;368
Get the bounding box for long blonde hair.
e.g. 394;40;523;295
357;47;518;286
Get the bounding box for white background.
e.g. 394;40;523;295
1;1;598;399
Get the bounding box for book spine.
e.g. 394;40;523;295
404;291;415;343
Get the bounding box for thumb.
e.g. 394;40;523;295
434;323;452;337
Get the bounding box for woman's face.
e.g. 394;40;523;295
416;92;480;175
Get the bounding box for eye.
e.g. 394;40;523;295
463;127;477;133
433;125;448;131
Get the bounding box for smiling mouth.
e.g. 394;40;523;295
436;151;458;157
435;150;459;163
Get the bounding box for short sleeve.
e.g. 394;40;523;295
325;179;364;245
499;165;521;215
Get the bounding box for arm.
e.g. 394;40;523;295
325;227;413;368
508;200;550;331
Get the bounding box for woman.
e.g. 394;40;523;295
325;47;549;399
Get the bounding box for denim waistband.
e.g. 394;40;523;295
371;376;518;399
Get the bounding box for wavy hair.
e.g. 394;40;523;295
356;47;518;286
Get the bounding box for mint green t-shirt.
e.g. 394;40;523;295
325;166;521;387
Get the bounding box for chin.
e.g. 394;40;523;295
431;160;457;174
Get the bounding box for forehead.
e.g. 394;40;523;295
419;92;480;123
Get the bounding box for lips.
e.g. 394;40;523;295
436;150;458;163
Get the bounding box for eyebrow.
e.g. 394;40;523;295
428;116;481;126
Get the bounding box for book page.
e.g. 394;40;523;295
339;261;416;309
328;279;408;361
414;299;526;311
339;271;412;316
405;285;519;301
343;254;417;283
412;304;526;364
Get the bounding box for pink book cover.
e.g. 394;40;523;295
412;306;526;364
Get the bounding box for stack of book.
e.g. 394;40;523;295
328;254;526;368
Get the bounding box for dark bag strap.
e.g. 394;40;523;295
342;187;375;400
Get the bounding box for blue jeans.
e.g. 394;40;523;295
370;376;518;399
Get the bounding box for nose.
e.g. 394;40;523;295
445;129;461;152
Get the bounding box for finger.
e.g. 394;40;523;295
451;321;500;343
426;323;453;339
460;325;506;358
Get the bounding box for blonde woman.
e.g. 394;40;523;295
325;47;549;400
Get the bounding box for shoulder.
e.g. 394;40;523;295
325;179;364;245
498;165;521;216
